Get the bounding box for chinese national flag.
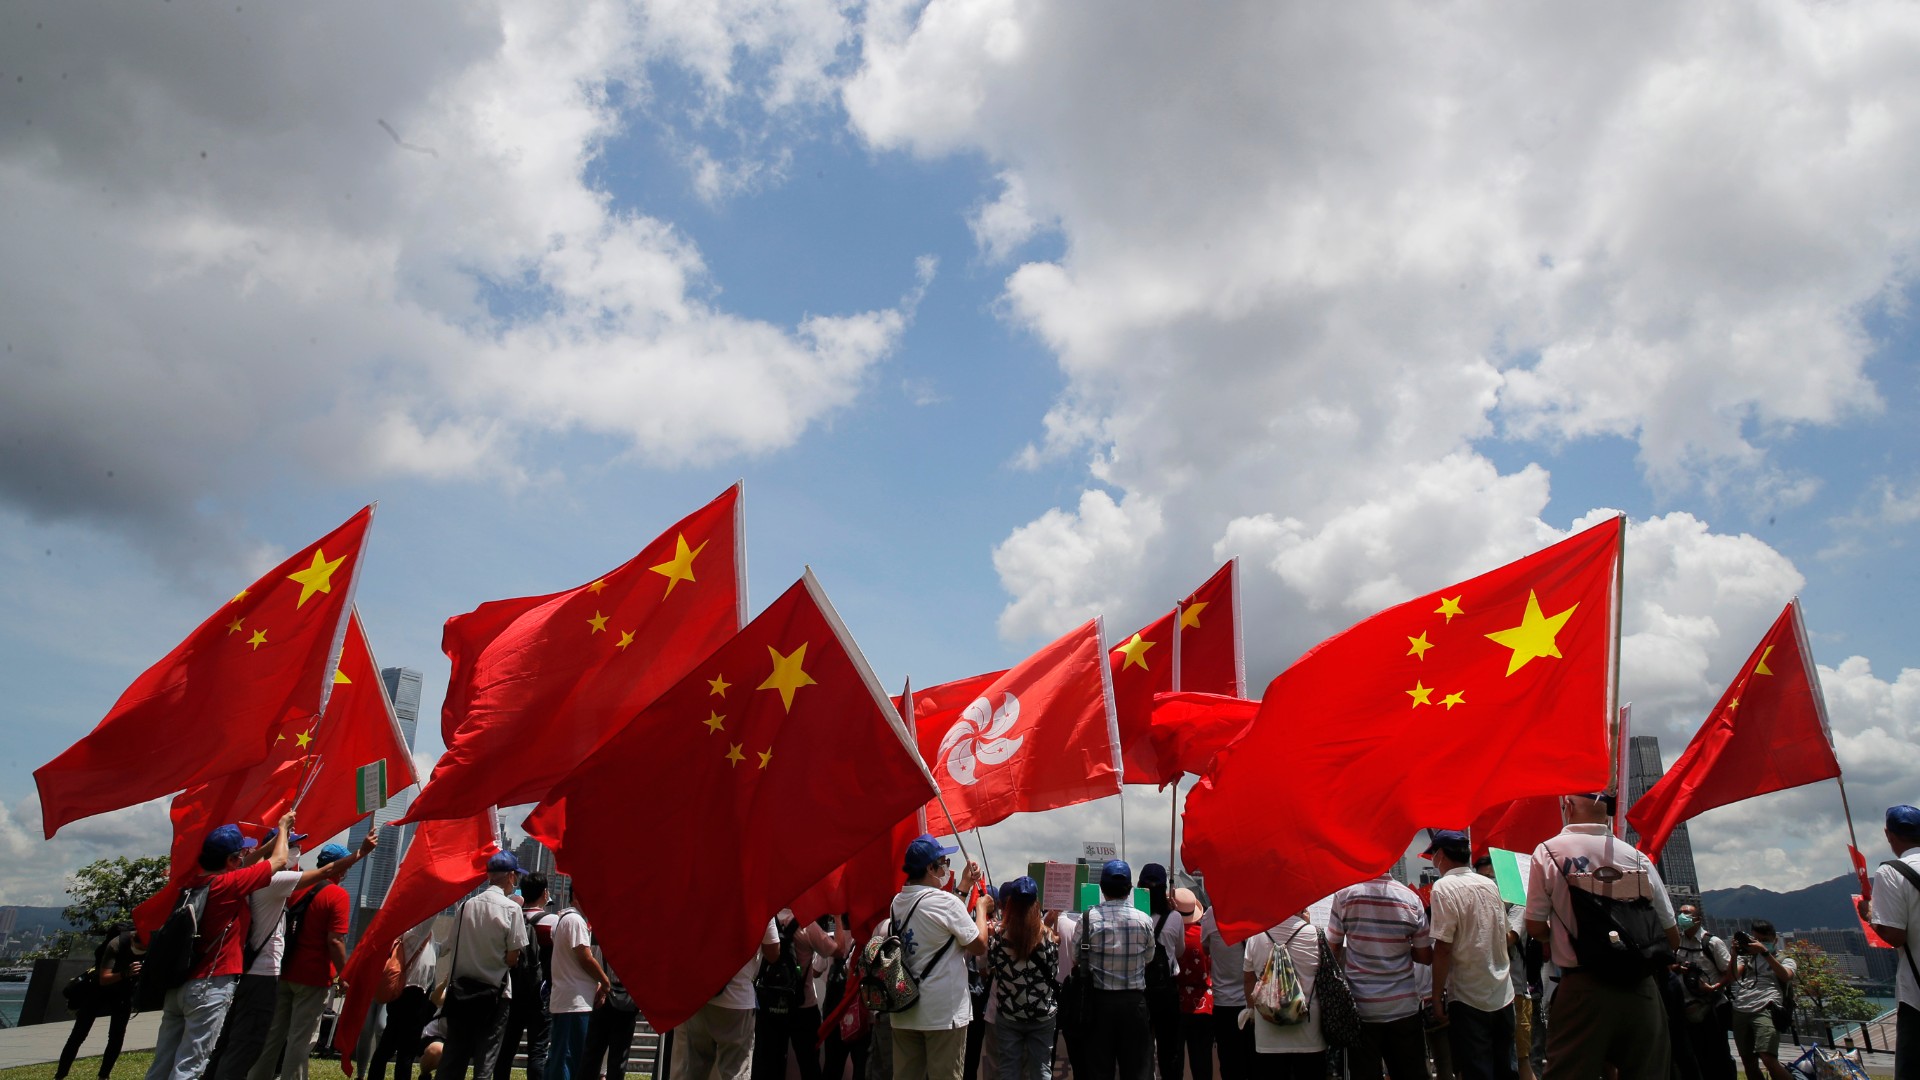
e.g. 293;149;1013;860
910;619;1122;833
335;812;498;1072
523;573;934;1031
133;611;419;936
36;507;374;838
790;809;927;939
402;485;744;823
1185;517;1622;941
1111;562;1245;787
1471;796;1565;859
1626;600;1839;863
1147;692;1259;781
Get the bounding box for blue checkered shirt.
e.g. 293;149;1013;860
1084;899;1156;991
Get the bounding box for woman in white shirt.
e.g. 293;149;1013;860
1239;914;1325;1080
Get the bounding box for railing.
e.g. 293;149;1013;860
1796;1009;1901;1057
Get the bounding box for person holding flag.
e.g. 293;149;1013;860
1856;805;1920;1080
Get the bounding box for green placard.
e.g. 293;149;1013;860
1077;884;1150;914
356;759;388;814
1489;847;1527;905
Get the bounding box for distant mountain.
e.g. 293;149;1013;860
1701;874;1861;931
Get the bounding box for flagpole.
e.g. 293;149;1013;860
1169;778;1181;876
973;827;994;887
1119;787;1128;863
1606;515;1627;828
1791;597;1866;869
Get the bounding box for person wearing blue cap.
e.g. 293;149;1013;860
1424;830;1514;1080
248;839;375;1080
1068;858;1155;1080
888;833;986;1080
438;850;532;1080
1858;804;1920;1080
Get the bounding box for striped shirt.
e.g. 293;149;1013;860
1083;898;1156;991
1327;874;1431;1022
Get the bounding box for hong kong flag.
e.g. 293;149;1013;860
910;619;1122;833
1110;561;1245;786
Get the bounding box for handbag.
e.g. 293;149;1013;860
1313;932;1362;1048
377;933;432;1004
1055;911;1096;1032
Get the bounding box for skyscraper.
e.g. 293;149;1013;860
1623;734;1703;908
343;666;422;945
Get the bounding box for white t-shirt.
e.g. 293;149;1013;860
1429;868;1514;1013
401;921;438;991
713;919;782;1011
1872;849;1920;1009
548;910;598;1014
245;870;303;977
889;885;980;1032
1200;909;1248;1008
1242;917;1323;1053
1055;912;1080;981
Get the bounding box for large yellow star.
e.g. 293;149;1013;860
1435;596;1464;623
1115;633;1156;671
616;630;635;651
724;742;746;767
757;747;773;770
1754;645;1775;677
758;644;817;712
708;674;730;697
248;629;268;650
1442;690;1466;711
704;712;726;734
294;731;313;749
1485;591;1579;676
650;533;709;597
1180;603;1208;630
1407;680;1434;707
586;610;609;634
286;548;347;608
1407;631;1433;661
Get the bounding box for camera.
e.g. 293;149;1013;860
1731;930;1753;952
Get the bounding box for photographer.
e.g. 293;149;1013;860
1727;922;1794;1080
1673;905;1734;1080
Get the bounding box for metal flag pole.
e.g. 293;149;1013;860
1791;596;1868;883
1169;778;1181;876
1120;787;1129;863
973;827;994;887
1605;514;1627;832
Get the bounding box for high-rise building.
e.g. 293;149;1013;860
1623;734;1703;908
344;666;423;946
0;907;17;937
514;837;572;907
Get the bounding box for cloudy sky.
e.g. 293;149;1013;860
4;0;1918;908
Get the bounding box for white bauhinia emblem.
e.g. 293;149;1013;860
937;692;1024;786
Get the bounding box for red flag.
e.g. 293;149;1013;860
790;810;927;940
1178;560;1245;698
335;812;498;1071
1185;517;1622;942
133;611;419;936
36;507;375;838
910;620;1122;833
524;573;933;1031
1470;796;1565;860
1146;692;1259;781
1111;562;1245;787
1626;599;1840;863
402;485;744;823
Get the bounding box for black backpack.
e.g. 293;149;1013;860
754;918;805;1015
1144;911;1177;1008
136;884;213;1009
509;909;545;1005
1545;845;1669;987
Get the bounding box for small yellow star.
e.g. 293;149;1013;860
1442;691;1466;710
248;629;268;650
758;644;818;712
704;712;725;734
276;733;287;743
586;579;608;594
650;533;709;597
586;610;609;634
708;674;730;697
1115;633;1156;671
725;742;746;766
1485;590;1579;677
226;617;245;635
1754;645;1775;677
1727;697;1740;711
1407;631;1433;660
294;731;313;749
231;588;250;604
616;630;635;651
1407;680;1434;707
757;747;773;770
286;547;347;608
1435;596;1464;623
1180;602;1208;630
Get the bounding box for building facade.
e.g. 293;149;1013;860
343;666;422;946
1623;734;1704;910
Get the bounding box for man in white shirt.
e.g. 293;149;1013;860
438;851;531;1080
1200;904;1251;1080
672;921;781;1080
546;906;611;1080
1424;831;1514;1080
1859;804;1920;1080
888;834;986;1080
1524;793;1679;1080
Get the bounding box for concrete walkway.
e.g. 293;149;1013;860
0;1014;161;1070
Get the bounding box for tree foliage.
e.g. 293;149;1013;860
28;855;170;959
1785;940;1879;1024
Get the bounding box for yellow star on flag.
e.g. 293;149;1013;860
1180;603;1208;630
286;547;347;608
757;748;773;770
704;712;726;734
586;611;609;634
649;533;708;597
1484;590;1579;676
248;629;268;650
1407;680;1434;707
1442;690;1466;710
759;644;817;712
334;667;351;685
708;674;730;697
226;617;245;635
1406;631;1433;660
616;630;635;651
725;742;746;767
231;588;249;604
1115;633;1156;671
294;731;313;749
1435;596;1464;623
1754;646;1774;677
586;579;608;594
1727;697;1740;711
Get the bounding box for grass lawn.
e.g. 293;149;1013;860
0;1055;556;1080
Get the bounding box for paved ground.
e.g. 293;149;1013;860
0;1015;160;1071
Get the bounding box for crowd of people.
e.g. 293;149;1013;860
50;800;1920;1080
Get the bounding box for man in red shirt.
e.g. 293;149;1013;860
248;842;358;1080
143;813;296;1080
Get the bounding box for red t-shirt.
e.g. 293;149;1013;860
282;882;351;987
191;860;277;980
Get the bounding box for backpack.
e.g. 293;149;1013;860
1055;914;1094;1032
1144;911;1178;1010
859;893;957;1015
136;883;214;1009
282;885;325;966
755;918;806;1015
1249;926;1309;1025
508;909;545;1006
1544;844;1670;987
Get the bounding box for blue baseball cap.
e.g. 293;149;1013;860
202;824;249;862
259;828;310;848
316;843;351;867
1139;863;1169;889
1002;876;1039;903
903;833;959;875
1887;805;1920;839
487;850;521;874
1100;859;1131;884
1423;829;1471;858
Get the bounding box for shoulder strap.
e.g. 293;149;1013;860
1283;924;1307;948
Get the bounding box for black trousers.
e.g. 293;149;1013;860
1209;1010;1253;1080
495;999;551;1080
1175;1012;1214;1080
1251;1052;1326;1080
1149;993;1181;1080
754;1005;825;1080
583;1005;640;1080
1083;990;1153;1080
440;993;512;1080
965;1018;986;1080
56;998;134;1080
1445;1002;1515;1080
373;988;437;1080
1896;1003;1918;1080
1349;1014;1431;1080
206;973;279;1080
823;1027;872;1080
1684;1001;1736;1080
